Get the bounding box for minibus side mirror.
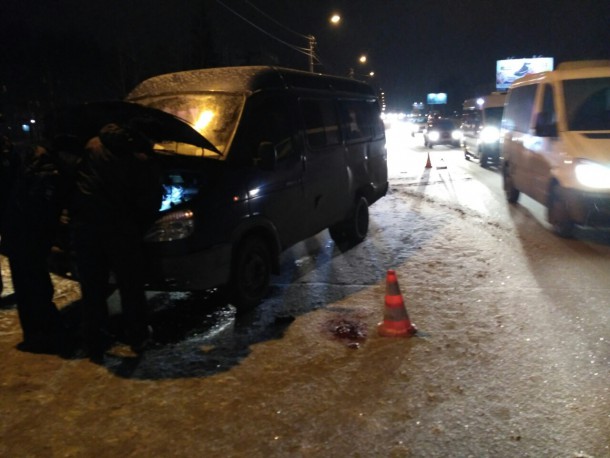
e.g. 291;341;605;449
257;141;277;171
534;112;557;137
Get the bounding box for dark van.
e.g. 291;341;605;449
119;66;388;308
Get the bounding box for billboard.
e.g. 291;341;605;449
427;93;447;105
496;57;554;90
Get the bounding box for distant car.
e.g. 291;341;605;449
423;118;461;148
408;116;427;136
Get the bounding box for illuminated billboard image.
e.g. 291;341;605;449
427;93;447;105
496;57;554;90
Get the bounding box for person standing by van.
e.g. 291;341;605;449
1;136;79;354
0;133;16;303
71;123;162;358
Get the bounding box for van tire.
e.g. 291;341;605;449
329;196;369;247
547;185;575;238
503;163;520;203
229;235;271;310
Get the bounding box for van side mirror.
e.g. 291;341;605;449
534;112;557;137
257;141;277;171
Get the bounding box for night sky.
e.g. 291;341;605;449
2;0;610;123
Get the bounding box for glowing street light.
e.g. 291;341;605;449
359;55;367;64
330;13;341;24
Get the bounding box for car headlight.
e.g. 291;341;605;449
428;131;440;141
574;160;610;189
144;209;195;242
480;126;500;143
452;130;462;140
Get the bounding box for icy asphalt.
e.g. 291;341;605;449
0;123;609;457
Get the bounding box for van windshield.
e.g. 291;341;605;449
136;93;246;157
564;77;610;131
483;107;504;126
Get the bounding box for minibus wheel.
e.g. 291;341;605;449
503;163;520;203
329;196;369;247
547;184;575;238
230;235;271;310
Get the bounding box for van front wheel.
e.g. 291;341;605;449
548;185;575;238
229;236;271;310
329;196;369;247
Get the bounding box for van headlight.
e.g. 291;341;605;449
428;131;440;141
144;210;194;242
452;130;462;140
574;160;610;189
480;126;500;143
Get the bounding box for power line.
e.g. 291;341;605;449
244;0;309;41
215;0;320;65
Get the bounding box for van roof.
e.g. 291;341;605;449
127;66;377;100
510;60;610;88
463;93;506;110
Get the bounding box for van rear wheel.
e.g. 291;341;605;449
329;196;369;247
229;235;271;310
548;184;575;238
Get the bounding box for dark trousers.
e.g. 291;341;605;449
8;247;64;342
73;224;150;348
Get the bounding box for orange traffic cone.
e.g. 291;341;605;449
425;152;432;169
378;269;417;337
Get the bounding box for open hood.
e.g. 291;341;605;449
54;101;221;155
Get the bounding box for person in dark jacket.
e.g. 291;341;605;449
0;134;17;303
1;137;80;354
71;123;162;358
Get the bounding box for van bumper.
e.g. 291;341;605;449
565;189;610;227
144;243;232;291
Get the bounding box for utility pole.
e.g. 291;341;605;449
307;35;316;72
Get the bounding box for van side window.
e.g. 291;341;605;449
541;85;556;122
503;84;538;133
340;100;376;142
535;84;557;134
300;99;341;148
370;102;385;140
245;95;296;164
461;111;480;129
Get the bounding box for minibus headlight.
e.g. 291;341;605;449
574;160;610;189
480;126;500;143
144;210;195;242
452;130;462;140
